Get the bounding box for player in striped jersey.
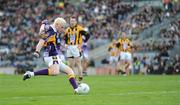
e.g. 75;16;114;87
117;32;132;76
108;39;119;66
64;16;90;82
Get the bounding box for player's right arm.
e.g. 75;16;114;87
116;39;122;55
108;44;112;56
34;20;49;58
108;44;112;52
63;28;69;48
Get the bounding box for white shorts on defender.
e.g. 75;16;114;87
43;55;67;71
66;45;80;58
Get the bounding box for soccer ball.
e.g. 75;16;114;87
78;83;90;94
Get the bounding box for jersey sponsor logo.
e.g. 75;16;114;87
53;61;59;64
123;43;128;49
52;56;59;64
70;34;76;43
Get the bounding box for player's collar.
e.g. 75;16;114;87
70;24;77;29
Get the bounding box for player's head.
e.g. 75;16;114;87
122;32;126;38
53;17;67;33
70;16;77;27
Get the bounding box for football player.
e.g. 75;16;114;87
64;16;90;82
108;39;119;74
23;18;80;94
117;32;132;76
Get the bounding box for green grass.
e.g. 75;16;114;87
0;75;180;105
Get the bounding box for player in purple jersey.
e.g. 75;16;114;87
23;18;80;94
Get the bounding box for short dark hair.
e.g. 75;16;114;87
70;15;77;19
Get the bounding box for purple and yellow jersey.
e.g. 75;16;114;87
39;25;60;56
82;43;88;53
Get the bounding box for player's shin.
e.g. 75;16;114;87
23;68;49;80
125;62;130;75
76;59;83;82
68;74;78;89
34;68;49;76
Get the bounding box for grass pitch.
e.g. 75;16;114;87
0;75;180;105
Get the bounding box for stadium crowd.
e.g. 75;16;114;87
0;0;180;75
160;19;180;40
132;53;180;75
0;0;134;67
131;18;180;75
132;18;180;52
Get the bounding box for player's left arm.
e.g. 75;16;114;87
79;30;90;43
128;39;133;48
127;39;133;54
79;30;90;52
63;29;69;49
35;39;45;53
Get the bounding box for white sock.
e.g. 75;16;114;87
75;88;79;92
30;72;34;76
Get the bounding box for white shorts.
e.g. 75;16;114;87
120;52;132;61
109;56;118;64
43;55;67;71
66;45;80;58
59;54;66;62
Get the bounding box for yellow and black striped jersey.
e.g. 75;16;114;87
117;38;132;52
108;43;119;56
64;24;90;45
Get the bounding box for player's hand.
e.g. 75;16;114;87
33;51;40;58
78;45;82;52
65;44;68;49
41;19;50;31
42;19;49;24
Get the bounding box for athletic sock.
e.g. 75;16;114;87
68;74;78;89
34;69;49;76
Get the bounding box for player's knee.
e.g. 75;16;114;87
68;62;74;68
76;63;81;67
63;65;75;75
68;72;75;79
69;64;74;68
67;68;75;76
76;60;82;66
